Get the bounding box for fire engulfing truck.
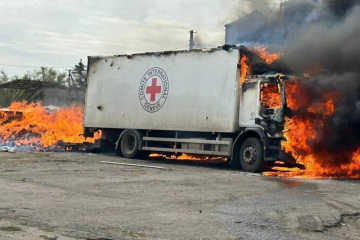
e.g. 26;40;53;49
83;45;291;172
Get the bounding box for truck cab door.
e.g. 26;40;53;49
239;81;259;127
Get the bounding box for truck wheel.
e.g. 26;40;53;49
120;130;140;158
239;138;265;173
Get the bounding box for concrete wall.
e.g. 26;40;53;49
42;87;85;107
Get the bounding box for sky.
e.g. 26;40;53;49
0;0;280;78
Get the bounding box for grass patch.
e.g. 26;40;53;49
125;231;146;238
110;226;120;231
39;235;58;240
0;226;22;231
41;226;54;233
3;169;19;173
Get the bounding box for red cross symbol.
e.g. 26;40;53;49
146;78;162;102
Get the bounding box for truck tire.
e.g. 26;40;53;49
120;130;140;158
239;137;265;173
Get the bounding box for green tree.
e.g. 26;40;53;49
0;70;21;107
0;70;9;83
24;67;67;85
71;60;86;88
55;72;67;85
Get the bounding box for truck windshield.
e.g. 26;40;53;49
260;83;281;109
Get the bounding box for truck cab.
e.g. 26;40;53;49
240;75;286;137
231;74;289;172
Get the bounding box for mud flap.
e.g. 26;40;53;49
279;149;296;163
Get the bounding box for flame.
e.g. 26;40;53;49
240;54;250;86
263;166;303;177
0;101;99;150
149;153;226;163
252;46;281;65
260;83;282;108
265;80;360;179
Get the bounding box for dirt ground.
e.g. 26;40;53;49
0;152;359;240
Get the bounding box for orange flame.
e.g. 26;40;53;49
0;101;99;149
252;46;281;65
149;153;226;163
265;80;360;179
260;83;282;108
240;54;250;86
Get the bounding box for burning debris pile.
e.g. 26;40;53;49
0;101;98;152
237;0;360;178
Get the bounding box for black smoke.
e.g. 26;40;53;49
326;0;360;17
279;1;360;170
228;0;360;171
231;0;360;45
282;3;360;74
228;1;360;171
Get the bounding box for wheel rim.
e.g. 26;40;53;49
243;146;257;165
124;135;136;153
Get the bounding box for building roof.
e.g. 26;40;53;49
225;10;269;28
0;79;67;90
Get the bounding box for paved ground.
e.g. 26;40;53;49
0;152;359;240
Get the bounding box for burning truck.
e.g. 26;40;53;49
83;45;292;172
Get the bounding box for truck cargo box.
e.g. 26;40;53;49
84;48;241;133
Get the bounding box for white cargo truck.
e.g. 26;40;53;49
83;45;289;172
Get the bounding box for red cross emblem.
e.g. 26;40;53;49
146;78;162;102
139;67;169;113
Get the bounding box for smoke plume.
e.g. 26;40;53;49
229;0;360;173
280;1;360;171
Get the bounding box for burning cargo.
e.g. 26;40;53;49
83;46;291;172
0;102;98;151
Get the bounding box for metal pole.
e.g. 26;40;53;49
189;30;194;50
100;161;165;170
